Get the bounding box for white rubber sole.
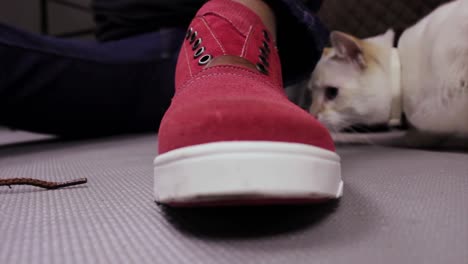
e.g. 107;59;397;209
154;141;342;206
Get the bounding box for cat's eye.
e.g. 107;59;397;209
324;86;339;101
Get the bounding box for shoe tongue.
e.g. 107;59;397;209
205;55;258;71
196;0;262;37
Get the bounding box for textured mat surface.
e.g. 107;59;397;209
1;131;467;264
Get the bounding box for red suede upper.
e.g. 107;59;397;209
175;0;282;88
158;0;335;154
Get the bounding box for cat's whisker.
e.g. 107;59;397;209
346;125;378;146
330;120;356;145
328;123;344;143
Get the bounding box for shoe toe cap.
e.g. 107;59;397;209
158;96;335;154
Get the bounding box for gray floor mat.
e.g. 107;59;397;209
1;131;467;264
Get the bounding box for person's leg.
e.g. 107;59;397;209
93;0;328;85
0;24;183;136
93;0;207;41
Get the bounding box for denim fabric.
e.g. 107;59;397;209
0;24;184;136
279;0;328;51
268;0;328;85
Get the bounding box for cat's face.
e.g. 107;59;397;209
309;30;395;132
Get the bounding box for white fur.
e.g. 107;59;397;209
399;0;468;135
310;0;468;137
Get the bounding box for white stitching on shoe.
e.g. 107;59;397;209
177;69;280;94
240;26;253;57
201;12;247;37
175;72;284;100
183;41;193;77
200;17;226;54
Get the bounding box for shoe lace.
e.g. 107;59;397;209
0;177;87;190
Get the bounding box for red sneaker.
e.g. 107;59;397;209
154;0;342;206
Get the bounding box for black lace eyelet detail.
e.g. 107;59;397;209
194;47;205;58
259;47;269;56
186;28;193;40
258;55;270;68
198;54;212;65
262;40;270;53
262;30;270;42
256;63;268;75
192;38;202;50
259;55;269;67
190;31;197;44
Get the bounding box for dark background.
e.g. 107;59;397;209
0;0;94;37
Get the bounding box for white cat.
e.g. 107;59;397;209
309;0;468;145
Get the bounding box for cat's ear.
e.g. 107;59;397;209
330;31;366;69
365;29;395;48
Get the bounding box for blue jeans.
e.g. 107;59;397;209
0;0;327;137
